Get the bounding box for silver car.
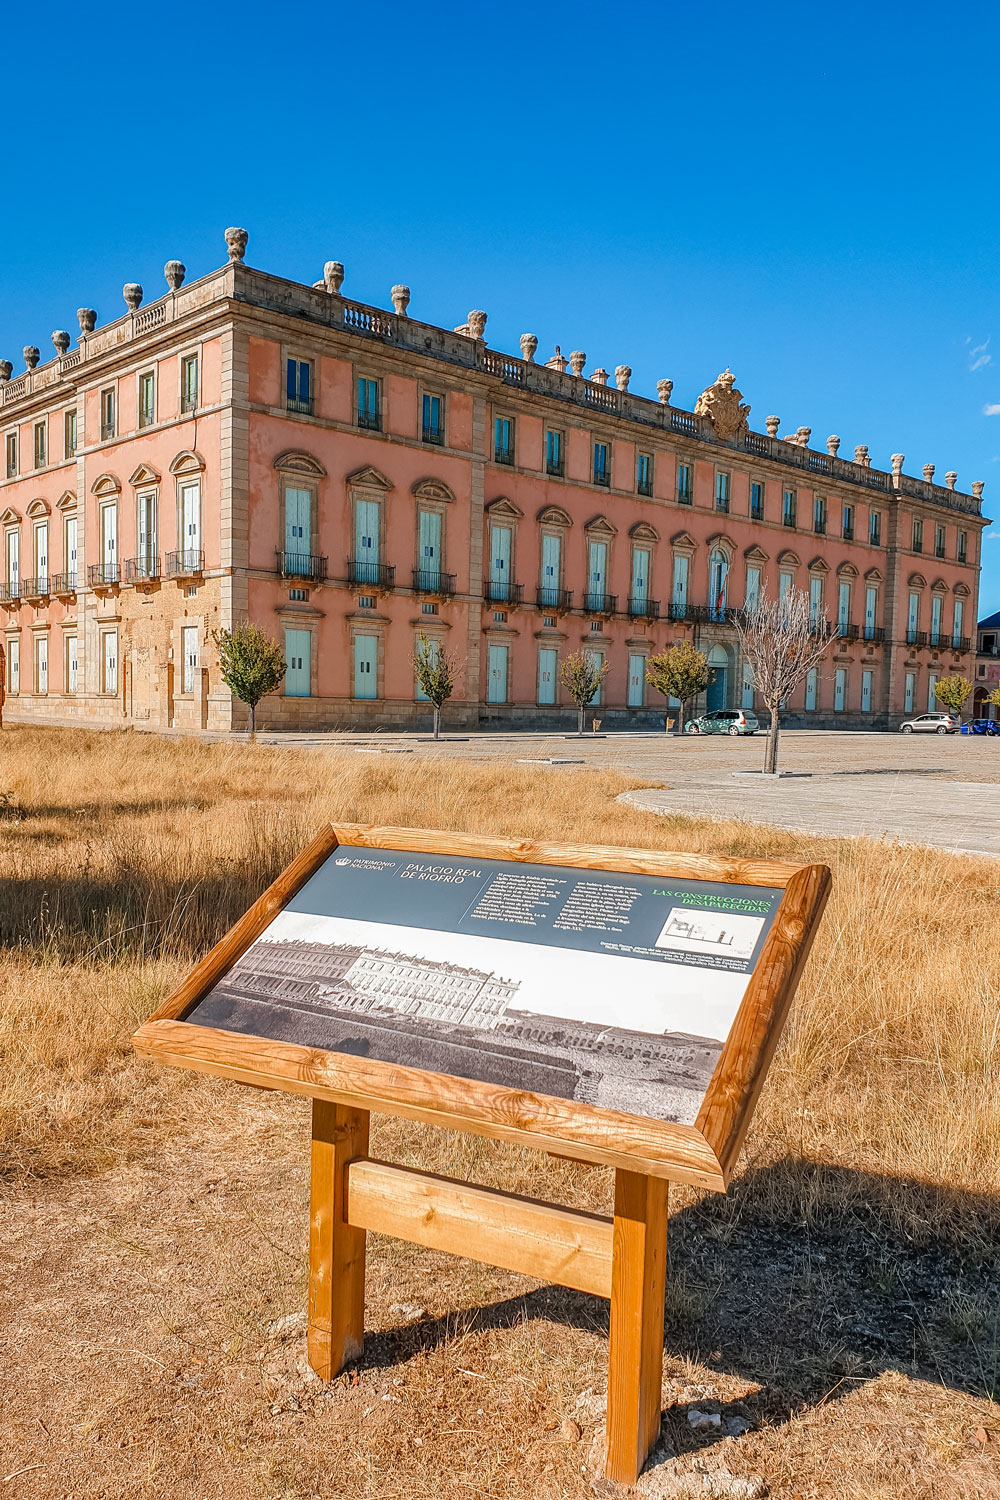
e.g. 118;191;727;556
899;712;960;735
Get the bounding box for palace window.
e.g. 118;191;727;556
422;393;443;444
636;451;653;496
676;463;692;505
782;489;797;527
869;510;882;546
912;518;923;552
958;529;968;563
286;358;313;415
33;421;46;469
181;354;199;413
842;502;854;540
593;440;610;486
358;376;381;431
545;428;564;476
100;386;116;440
139;370;156;428
494;415;513;464
750;481;764;520
715;471;730;513
64;409;77;458
813;496;826;534
934;523;946;558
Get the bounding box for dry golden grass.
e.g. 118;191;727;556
1;725;998;1500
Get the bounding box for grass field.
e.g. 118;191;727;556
1;726;998;1500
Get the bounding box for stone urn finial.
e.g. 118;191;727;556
591;367;609;386
391;284;410;317
972;480;985;499
615;364;632;391
51;330;71;355
22;345;40;369
225;226;248;263
657;378;673;406
519;333;538;362
890;453;904;477
545;345;568;373
568;350;586;377
466;310;487;339
77;308;97;335
323;260;345;295
164;260;186;290
854;444;870;467
123;283;143;311
765;415;780;437
827;434;840;456
945;470;958;490
922;463;935;483
793;425;811;447
0;360;12;383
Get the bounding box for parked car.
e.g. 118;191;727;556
965;718;1000;736
898;712;960;734
684;709;759;736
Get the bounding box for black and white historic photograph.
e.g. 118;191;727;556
186;849;782;1124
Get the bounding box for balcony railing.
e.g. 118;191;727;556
357;409;381;431
125;556;161;583
861;625;885;643
88;562;120;587
277;550;327;582
750;503;764;521
593;469;610;488
842;524;854;541
412;568;455;596
628;596;660;619
669;602;708;623
783;511;797;528
546;460;565;478
836;622;859;640
906;629;927;646
494;445;514;466
536;585;572;611
166;549;205;578
348;559;394;589
953;636;972;653
928;630;944;647
637;479;653;498
583;591;617;614
483;579;523;605
715;498;730;514
0;581;19;604
935;546;946;559
21;576;50;598
52;572;78;595
814;519;826;535
286;397;314;416
100;421;116;441
421;423;443;445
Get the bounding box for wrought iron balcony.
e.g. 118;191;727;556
814;519;826;535
836;622;859;640
125;556;161;584
181;392;199;414
750;503;764;521
546;459;565;478
286;396;314;416
166;549;205;578
842;524;854;541
21;576;50;599
483;579;523;605
953;636;972;653
100;421;116;440
88;562;120;587
357;408;381;431
412;568;455;596
348;559;394;589
628;596;660;619
277;550;327;582
906;629;927;646
593;469;611;488
668;602;711;623
52;572;78;596
861;625;885;643
715;497;730;514
0;581;19;605
421;423;443;445
583;591;617;615
536;585;572;611
928;630;944;648
494;445;514;466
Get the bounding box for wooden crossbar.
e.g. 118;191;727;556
345;1158;614;1299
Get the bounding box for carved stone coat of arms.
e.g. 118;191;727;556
694;369;751;441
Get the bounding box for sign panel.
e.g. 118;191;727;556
185;848;782;1127
134;826;830;1189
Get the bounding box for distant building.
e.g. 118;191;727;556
0;225;987;731
974;609;1000;719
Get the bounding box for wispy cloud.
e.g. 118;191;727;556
985;403;1000;416
967;336;992;371
985;529;1000;541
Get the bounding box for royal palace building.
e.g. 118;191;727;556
0;228;988;732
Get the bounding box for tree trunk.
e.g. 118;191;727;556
675;700;685;736
433;703;441;740
249;701;256;742
764;706;779;774
578;702;585;736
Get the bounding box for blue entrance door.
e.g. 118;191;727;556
706;666;727;713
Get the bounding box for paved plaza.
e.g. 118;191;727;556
251;728;1000;859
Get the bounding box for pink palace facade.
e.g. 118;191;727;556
0;229;988;734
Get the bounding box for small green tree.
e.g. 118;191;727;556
987;685;1000;714
559;650;610;735
934;674;973;721
214;622;287;739
645;641;709;735
412;633;456;739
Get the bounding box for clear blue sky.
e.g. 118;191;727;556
3;0;998;614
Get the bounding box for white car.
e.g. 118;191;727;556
898;712;960;735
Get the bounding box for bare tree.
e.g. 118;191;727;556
734;591;834;774
412;632;457;740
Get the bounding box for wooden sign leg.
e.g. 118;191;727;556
307;1099;370;1380
605;1169;669;1486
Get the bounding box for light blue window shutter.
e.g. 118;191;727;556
487;645;508;703
284;629;311;697
672;554;688;608
588;540;607;594
419;510;442;572
538;647;557;705
631;549;648;604
586;650;604;706
542;534;561;592
353;634;378;699
355;500;380;580
285;488;312;556
628;654;645;707
491;525;511;582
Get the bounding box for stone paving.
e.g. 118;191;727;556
250;728;1000;859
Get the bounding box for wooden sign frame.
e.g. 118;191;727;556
133;824;830;1484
